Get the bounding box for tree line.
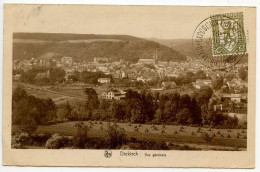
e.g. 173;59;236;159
13;67;112;85
12;84;242;134
57;86;241;129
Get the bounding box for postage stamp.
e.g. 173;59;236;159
192;12;248;70
211;12;247;56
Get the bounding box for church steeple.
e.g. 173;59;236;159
153;49;158;64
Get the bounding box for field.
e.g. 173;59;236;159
13;121;247;150
151;85;195;95
12;82;247;150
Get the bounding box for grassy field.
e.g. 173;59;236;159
12;83;247;150
151;86;195;95
12;121;247;150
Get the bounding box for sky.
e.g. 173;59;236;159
7;5;246;39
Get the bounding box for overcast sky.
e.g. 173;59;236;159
8;5;244;39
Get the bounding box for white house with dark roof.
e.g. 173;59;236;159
101;89;126;100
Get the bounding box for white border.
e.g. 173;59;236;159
0;1;259;172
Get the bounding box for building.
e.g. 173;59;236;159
136;76;152;82
61;57;73;67
13;74;22;81
227;79;248;89
192;79;212;89
94;57;109;63
192;82;205;89
138;59;155;65
161;81;176;89
98;78;111;84
34;71;50;80
221;93;247;103
101;89;126;100
196;79;212;86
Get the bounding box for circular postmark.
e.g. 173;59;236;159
192;12;247;70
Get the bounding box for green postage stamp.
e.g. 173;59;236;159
211;12;247;56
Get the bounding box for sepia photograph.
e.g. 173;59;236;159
2;4;256;167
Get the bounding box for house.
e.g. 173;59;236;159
227;79;248;88
97;66;108;72
192;82;205;89
94;57;109;63
196;79;212;86
34;71;50;80
64;69;74;81
13;74;22;81
221;93;247;103
138;59;155;65
161;81;176;89
101;89;126;100
98;78;111;84
136;76;152;82
61;57;73;67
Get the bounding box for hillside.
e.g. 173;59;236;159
13;33;186;62
148;38;248;64
147;38;194;57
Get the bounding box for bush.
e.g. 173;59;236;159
73;122;89;148
105;125;126;149
30;133;52;146
20;117;38;135
45;134;72;149
11;133;30;148
201;132;214;143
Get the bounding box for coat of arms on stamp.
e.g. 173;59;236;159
211;12;247;56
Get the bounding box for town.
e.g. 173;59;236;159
13;52;248;118
12;44;248;151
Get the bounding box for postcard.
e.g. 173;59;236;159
2;4;256;168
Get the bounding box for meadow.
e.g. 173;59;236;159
12;121;247;150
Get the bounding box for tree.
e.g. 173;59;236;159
99;99;111;111
110;101;125;121
12;85;28;103
49;67;66;83
189;98;202;124
68;71;81;82
201;103;210;125
192;86;213;106
143;92;156;122
105;125;126;149
81;71;109;84
20;114;38;135
238;67;247;81
57;101;73;120
201;132;213;144
225;73;236;81
195;70;207;80
130;99;145;123
73;122;89;148
212;76;224;90
12;87;57;125
85;88;99;111
155;109;163;123
176;108;193;125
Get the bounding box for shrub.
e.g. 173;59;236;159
73;122;89;148
11;133;30;148
45;134;71;149
105;125;126;149
30;133;52;146
201;132;214;143
20;117;38;135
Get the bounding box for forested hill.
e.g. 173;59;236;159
13;33;186;62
